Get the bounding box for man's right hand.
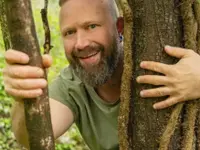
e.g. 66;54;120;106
3;49;52;98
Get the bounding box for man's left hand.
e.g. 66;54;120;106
136;46;200;109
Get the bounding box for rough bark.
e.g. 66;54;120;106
129;1;182;149
118;0;200;149
118;0;133;149
0;0;55;149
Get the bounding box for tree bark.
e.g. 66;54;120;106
119;0;200;150
0;0;55;149
129;0;182;149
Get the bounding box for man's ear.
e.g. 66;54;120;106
116;17;124;35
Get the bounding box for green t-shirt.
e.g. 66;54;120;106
49;66;119;150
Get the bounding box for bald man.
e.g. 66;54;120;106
3;0;200;149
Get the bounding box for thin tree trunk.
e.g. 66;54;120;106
0;0;55;149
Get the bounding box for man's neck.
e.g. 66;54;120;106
95;57;123;103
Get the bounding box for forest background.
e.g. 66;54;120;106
0;0;89;149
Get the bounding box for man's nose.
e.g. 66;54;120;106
75;31;90;50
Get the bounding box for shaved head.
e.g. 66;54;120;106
59;0;119;21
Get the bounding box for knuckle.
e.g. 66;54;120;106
21;67;32;78
171;98;179;106
17;89;31;98
163;100;172;107
157;89;164;96
172;67;180;76
4;50;15;63
152;64;161;72
171;78;179;86
178;94;187;102
187;49;195;55
4;52;11;63
140;76;147;82
27;67;44;77
15;80;24;89
27;89;42;98
16;90;24;98
4;87;15;96
153;66;158;72
12;68;20;77
24;79;39;89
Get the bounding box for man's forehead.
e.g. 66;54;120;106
59;0;111;18
59;0;111;26
60;0;110;8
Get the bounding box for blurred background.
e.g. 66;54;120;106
0;0;89;149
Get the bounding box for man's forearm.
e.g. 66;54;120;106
11;100;29;149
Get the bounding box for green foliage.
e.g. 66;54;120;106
0;0;89;150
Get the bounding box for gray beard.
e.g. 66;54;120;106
69;37;122;87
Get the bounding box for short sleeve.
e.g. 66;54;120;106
49;75;79;122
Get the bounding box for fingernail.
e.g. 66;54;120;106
41;80;47;87
153;104;157;109
165;45;171;50
140;91;144;97
37;89;43;96
140;62;146;67
20;55;29;63
136;77;140;82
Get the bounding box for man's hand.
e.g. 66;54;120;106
136;46;200;109
3;49;52;98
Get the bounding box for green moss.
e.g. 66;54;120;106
118;0;133;150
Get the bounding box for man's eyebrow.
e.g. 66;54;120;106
81;20;101;27
61;26;74;33
61;20;101;33
82;21;93;26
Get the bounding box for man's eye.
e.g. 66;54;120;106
88;24;97;29
65;30;75;36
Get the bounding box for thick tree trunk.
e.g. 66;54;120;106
119;0;200;150
129;0;182;149
0;0;55;149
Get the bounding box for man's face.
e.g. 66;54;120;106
59;0;122;87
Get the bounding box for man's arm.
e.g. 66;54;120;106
11;98;74;149
3;49;74;148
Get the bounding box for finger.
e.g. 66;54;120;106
137;75;169;86
153;96;179;109
5;49;29;64
140;61;171;75
164;45;192;59
5;77;47;90
3;64;44;78
140;87;171;98
42;54;52;68
5;87;43;98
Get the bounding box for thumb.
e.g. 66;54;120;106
164;45;189;59
42;54;52;68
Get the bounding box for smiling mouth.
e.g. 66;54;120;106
78;51;101;66
79;51;99;59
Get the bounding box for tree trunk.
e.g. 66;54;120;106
0;0;55;149
119;0;200;150
129;0;182;149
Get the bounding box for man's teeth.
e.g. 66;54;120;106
80;52;98;59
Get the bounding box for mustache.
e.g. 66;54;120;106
72;45;104;58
